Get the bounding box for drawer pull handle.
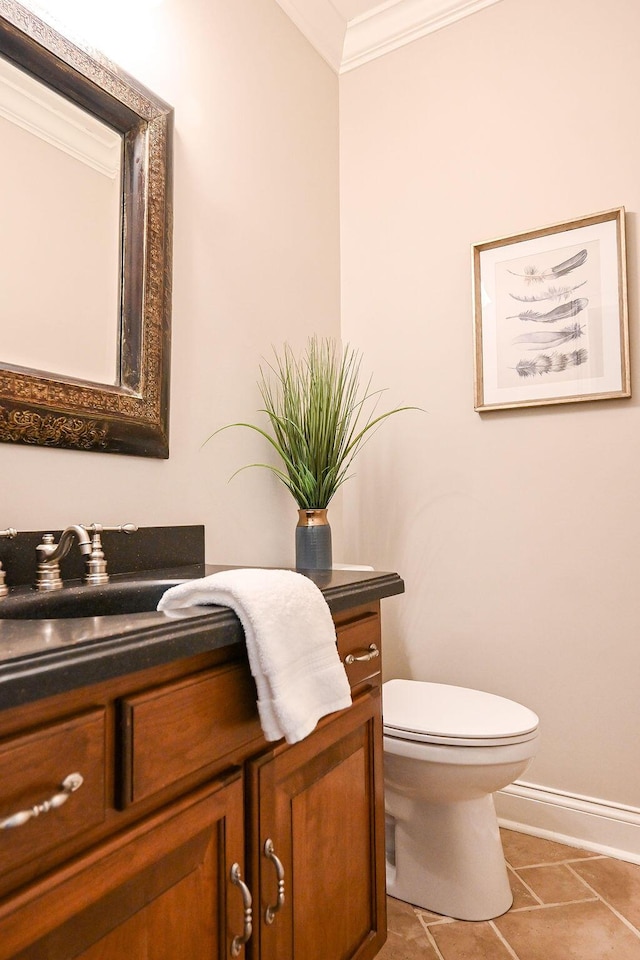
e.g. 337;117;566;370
230;863;253;956
0;772;84;830
344;643;380;665
264;838;285;924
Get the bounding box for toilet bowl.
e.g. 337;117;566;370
383;678;539;921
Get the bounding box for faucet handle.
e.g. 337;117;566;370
0;528;17;539
82;523;138;535
114;523;138;535
81;524;138;586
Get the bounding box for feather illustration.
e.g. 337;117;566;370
509;281;587;303
552;249;588;277
515;348;588;378
512;323;584;348
507;249;588;283
507;298;588;323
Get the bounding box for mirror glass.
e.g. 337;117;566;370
0;54;122;385
0;1;173;457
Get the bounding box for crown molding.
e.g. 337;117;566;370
0;55;120;178
341;0;502;71
275;0;503;73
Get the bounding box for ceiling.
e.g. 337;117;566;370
274;0;503;73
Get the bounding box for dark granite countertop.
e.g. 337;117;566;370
0;564;404;710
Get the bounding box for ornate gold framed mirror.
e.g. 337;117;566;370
0;0;173;457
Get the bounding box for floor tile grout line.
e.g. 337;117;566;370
565;864;640;942
507;855;606;870
507;863;543;905
422;922;446;960
508;898;598;913
418;897;601;926
412;903;455;926
503;896;600;913
415;909;453;932
489;919;521;960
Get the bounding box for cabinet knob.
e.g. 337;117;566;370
264;838;285;924
230;863;253;956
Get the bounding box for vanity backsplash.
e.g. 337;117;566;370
0;525;205;589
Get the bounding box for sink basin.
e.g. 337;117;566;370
0;579;185;620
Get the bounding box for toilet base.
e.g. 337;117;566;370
385;794;513;921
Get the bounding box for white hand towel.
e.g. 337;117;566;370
157;568;352;744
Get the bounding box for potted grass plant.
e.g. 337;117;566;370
210;336;417;570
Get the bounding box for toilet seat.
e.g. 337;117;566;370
383;679;539;747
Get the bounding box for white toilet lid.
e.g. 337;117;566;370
383;679;539;747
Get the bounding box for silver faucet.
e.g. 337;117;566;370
0;528;17;598
34;523;138;590
34;526;93;591
81;523;138;586
33;522;139;591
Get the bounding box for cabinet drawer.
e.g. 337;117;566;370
336;607;381;689
120;662;262;805
0;709;106;877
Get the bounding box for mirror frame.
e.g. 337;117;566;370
0;0;173;457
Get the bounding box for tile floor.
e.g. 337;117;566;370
380;828;640;959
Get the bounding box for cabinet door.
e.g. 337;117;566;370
0;773;249;960
249;689;386;960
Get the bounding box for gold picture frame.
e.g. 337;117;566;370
473;208;629;412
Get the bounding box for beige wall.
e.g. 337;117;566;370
7;0;639;838
340;0;640;810
3;0;340;568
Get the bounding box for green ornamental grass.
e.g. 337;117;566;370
210;336;417;509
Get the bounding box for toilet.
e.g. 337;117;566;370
383;678;540;921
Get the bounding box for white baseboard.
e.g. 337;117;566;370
495;780;640;865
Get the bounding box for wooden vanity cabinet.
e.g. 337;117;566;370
0;773;246;960
248;687;385;960
0;601;386;960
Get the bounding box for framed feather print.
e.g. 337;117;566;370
472;208;630;411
